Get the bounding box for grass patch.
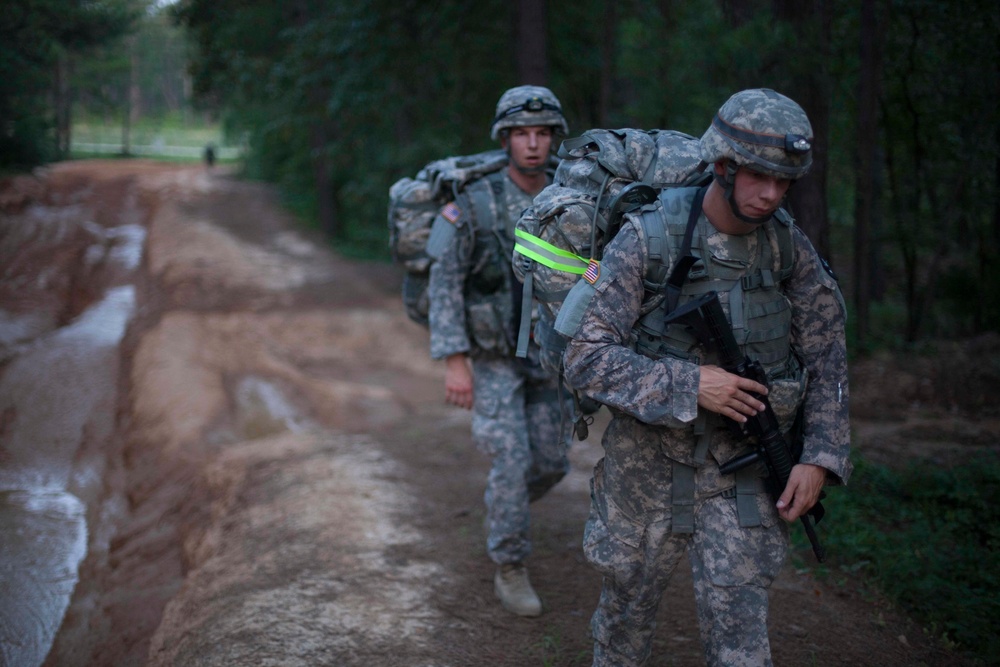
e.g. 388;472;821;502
814;452;1000;662
70;112;240;161
67;150;239;165
73;111;224;145
533;626;591;667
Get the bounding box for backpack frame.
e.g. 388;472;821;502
512;128;712;368
388;149;509;325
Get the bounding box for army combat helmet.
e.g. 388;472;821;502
490;85;569;141
700;88;813;224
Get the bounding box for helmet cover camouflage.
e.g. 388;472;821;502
490;85;569;141
699;88;813;179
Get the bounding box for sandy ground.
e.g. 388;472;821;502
0;160;990;666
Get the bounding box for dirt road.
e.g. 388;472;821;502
0;161;975;666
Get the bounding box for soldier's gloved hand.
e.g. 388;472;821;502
697;364;767;423
444;353;474;410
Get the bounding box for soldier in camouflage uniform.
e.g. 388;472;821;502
425;85;573;617
559;89;852;665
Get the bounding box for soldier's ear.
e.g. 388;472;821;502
713;160;727;176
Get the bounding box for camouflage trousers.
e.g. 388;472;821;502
471;354;571;565
584;459;789;667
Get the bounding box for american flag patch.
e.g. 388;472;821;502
441;201;462;224
583;259;601;284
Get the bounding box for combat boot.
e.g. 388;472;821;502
494;563;542;617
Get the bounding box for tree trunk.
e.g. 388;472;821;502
515;0;547;85
122;36;138;156
852;0;884;349
597;1;618;128
773;0;833;261
54;52;72;158
788;114;830;258
287;0;339;238
121;92;131;156
130;37;141;126
995;134;1000;246
994;54;1000;248
723;0;834;260
311;122;339;239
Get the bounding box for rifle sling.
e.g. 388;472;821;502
664;185;708;313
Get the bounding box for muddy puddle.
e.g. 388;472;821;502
0;191;144;666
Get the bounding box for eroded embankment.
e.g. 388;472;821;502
0;162;157;667
13;162;451;667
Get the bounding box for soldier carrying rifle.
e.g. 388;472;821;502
559;88;853;666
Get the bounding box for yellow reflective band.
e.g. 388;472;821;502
513;229;590;275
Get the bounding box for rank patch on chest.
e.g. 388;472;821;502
441;201;462;224
583;259;601;284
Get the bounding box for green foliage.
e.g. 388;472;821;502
173;0;516;251
847;300;910;355
614;2;733;131
6;1;999;335
533;626;591;667
72;7;190;123
1;109;57;167
171;0;809;258
0;0;138;168
936;251;1000;337
821;453;1000;661
876;0;1000;341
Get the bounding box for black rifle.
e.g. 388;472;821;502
664;290;826;562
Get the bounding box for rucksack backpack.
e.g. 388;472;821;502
388;149;509;325
512;128;712;371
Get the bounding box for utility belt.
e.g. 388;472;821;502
670;461;768;534
668;411;771;534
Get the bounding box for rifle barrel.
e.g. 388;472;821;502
670;291;828;562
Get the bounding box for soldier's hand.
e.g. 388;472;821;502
697;364;767;422
444;353;474;410
777;463;826;522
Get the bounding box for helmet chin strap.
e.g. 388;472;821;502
514;163;547;175
715;162;773;226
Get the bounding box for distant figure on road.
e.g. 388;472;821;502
203;144;216;169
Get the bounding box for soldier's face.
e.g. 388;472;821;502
731;167;792;219
503;126;553;171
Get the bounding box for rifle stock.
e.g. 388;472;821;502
665;291;826;562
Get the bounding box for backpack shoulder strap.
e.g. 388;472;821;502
772;206;794;283
667;185;708;312
632;185;706;313
634;203;669;286
663;185;708;312
462;169;505;232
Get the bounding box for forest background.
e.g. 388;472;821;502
2;0;999;661
3;0;999;351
